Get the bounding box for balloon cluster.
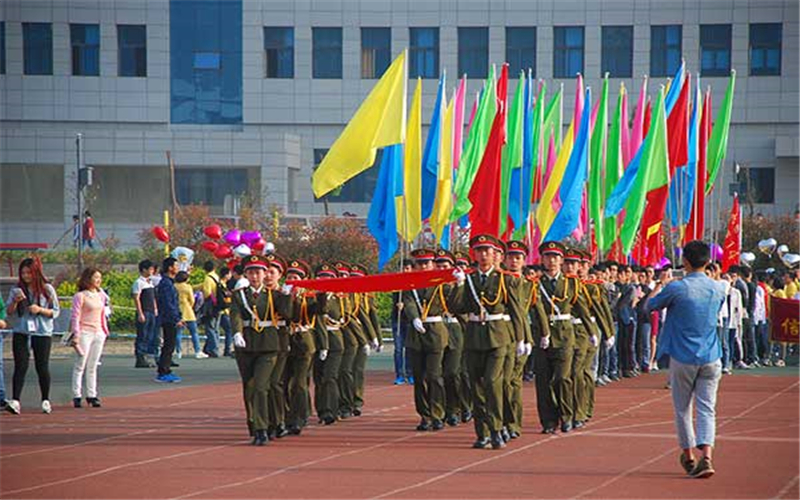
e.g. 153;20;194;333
201;225;273;261
757;238;799;268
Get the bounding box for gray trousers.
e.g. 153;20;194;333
669;357;722;450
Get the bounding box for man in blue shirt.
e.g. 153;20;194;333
647;240;726;479
155;257;184;383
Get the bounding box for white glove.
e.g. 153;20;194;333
539;336;550;350
516;340;526;357
524;342;533;356
363;344;371;355
318;349;328;361
590;335;598;347
371;338;380;350
453;269;466;286
605;336;616;348
281;284;294;295
412;318;426;333
233;332;246;349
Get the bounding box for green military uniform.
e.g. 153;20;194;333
453;252;474;423
230;254;292;445
338;291;365;417
582;276;614;420
268;320;291;436
312;265;343;425
352;288;380;415
451;235;526;448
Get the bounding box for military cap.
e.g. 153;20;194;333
285;259;311;278
242;254;268;271
564;247;583;262
264;253;287;274
434;248;455;265
579;249;592;263
333;261;351;276
539;240;566;256
350;263;368;277
505;240;529;256
315;263;337;278
454;251;471;267
469;234;503;252
410;248;436;261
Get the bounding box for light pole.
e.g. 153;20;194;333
77;133;83;270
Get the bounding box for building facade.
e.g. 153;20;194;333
1;0;797;247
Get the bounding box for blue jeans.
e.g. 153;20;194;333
755;322;770;361
135;311;158;357
669;358;722;449
722;328;742;369
743;319;757;364
638;320;652;370
607;322;619;377
177;321;201;354
0;333;5;402
219;314;232;355
202;314;219;354
392;319;410;379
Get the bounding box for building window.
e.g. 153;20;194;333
313;27;342;79
71;24;100;76
601;26;633;78
739;167;775;204
264;26;294;78
1;22;5;74
458;27;489;79
700;24;731;77
361;27;391;79
314;148;379;203
750;23;782;76
409;27;439;79
118;25;147;77
506;27;536;77
170;0;242;125
176;168;249;207
553;26;584;78
23;22;53;75
650;25;682;77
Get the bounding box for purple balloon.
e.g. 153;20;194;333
710;243;723;262
657;257;671;269
223;229;241;247
241;230;262;247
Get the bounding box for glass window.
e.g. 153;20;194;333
458;27;489;79
739;167;775;204
1;22;5;74
176;168;249;206
23;23;53;75
264;27;294;78
71;24;100;76
170;0;242;124
553;26;584;78
700;24;731;77
506;27;536;77
118;25;147;77
313;27;342;79
361;27;391;79
750;23;782;76
314;148;380;203
601;26;633;78
650;25;682;77
409;27;439;79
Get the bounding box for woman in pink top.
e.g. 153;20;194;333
69;267;109;408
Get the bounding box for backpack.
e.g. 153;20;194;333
208;275;232;315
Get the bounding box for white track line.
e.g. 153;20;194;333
773;474;800;499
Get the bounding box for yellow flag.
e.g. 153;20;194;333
398;78;422;242
312;51;407;198
535;121;575;237
430;90;453;244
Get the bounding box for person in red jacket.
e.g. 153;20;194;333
82;210;96;250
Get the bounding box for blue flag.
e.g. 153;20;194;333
509;72;533;232
664;61;685;115
545;88;592;242
605;143;645;218
421;75;445;220
367;144;404;270
667;78;701;227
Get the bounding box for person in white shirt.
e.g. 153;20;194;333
721;273;747;372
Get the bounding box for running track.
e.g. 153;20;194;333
1;372;797;499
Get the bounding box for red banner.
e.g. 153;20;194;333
721;193;740;273
286;268;461;294
770;296;800;344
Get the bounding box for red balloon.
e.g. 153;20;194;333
152;226;170;243
251;238;267;252
204;224;222;240
226;258;241;270
201;241;218;253
214;244;232;259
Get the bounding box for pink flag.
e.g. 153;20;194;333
464;91;480;141
527;219;540;264
630;76;648;161
573;74;584;140
453;76;467;170
620;87;631;167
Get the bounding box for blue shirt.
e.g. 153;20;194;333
6;285;61;336
647;272;725;365
156;276;182;326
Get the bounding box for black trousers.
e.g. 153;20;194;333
158;323;178;376
12;333;52;401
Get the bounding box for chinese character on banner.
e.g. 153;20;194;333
770;296;800;344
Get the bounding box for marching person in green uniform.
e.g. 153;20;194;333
333;262;361;419
285;259;321;435
350;264;382;416
312;264;341;426
403;248;449;431
451;235;527;450
534;241;598;434
433;249;465;427
453;251;473;423
230;254;293;446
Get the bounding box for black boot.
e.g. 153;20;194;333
86;397;102;408
490;431;506;449
73;398;82;408
253;429;268;446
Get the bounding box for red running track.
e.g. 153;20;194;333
0;372;797;499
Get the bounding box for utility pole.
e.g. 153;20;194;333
76;133;83;270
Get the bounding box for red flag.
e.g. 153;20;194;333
642;98;652;137
686;88;711;241
721;193;741;273
667;75;690;173
286;268;461;293
469;64;509;237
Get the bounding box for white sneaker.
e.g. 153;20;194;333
195;351;209;359
177;352;183;359
41;400;51;414
5;399;21;415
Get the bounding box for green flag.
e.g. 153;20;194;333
589;75;609;250
705;70;736;194
601;86;625;253
451;66;497;221
499;72;525;234
542;86;563;154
